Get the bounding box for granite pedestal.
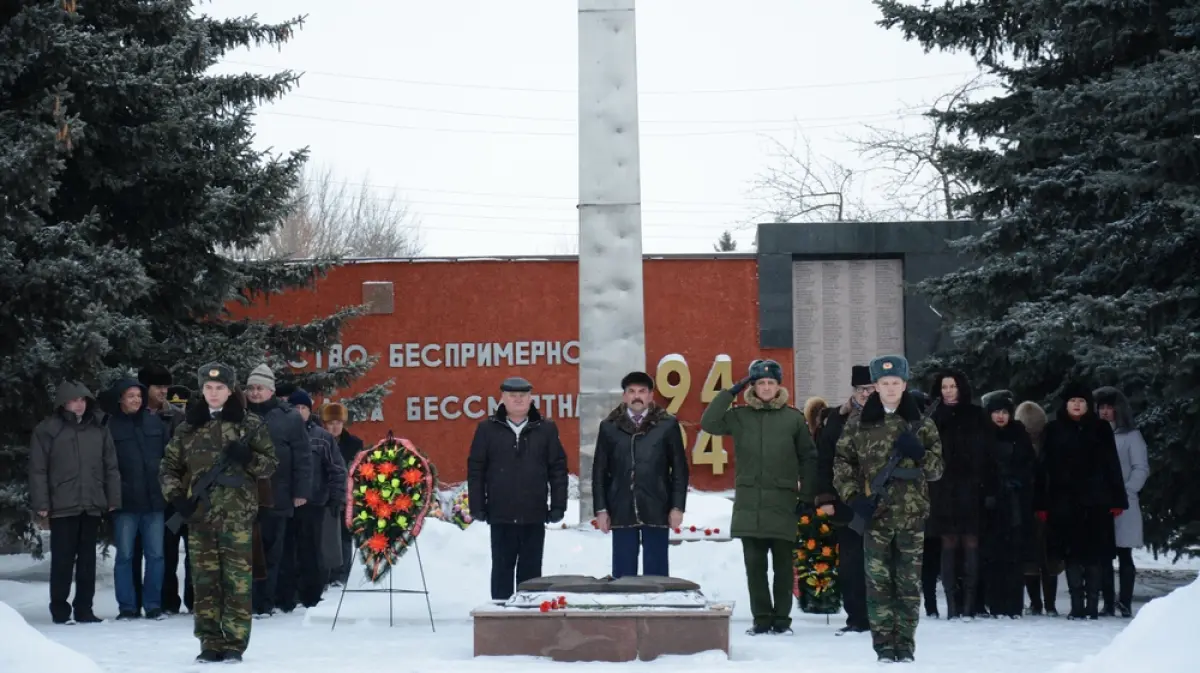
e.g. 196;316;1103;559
472;575;732;662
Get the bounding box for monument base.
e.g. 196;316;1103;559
471;575;732;662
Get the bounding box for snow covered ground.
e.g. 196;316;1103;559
0;491;1193;672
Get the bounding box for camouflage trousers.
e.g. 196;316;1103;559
865;523;924;658
189;521;254;655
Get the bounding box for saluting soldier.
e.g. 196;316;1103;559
833;355;943;664
160;364;277;664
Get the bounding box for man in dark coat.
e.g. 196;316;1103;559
815;364;874;634
105;378;171;620
280;389;346;608
160;384;195;613
467;376;569;601
243;363;312;617
320;402;364;585
927;369;990;620
701;359;818;636
592;371;689;578
28;380;122;624
1035;381;1128;620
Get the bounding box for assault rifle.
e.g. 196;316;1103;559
166;452;245;534
848;397;940;536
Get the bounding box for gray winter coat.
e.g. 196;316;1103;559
1093;387;1149;548
28;381;122;517
304;418;346;508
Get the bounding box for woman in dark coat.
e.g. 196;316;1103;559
1015;400;1062;615
1035;382;1128;620
927;370;990;619
981;392;1037;618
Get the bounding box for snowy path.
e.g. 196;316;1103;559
5;598;1128;673
4;492;1194;672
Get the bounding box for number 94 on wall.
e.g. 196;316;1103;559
654;354;732;475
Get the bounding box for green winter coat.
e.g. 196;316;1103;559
160;391;278;528
701;387;817;541
833;391;944;528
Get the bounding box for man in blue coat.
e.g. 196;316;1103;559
106;378;171;620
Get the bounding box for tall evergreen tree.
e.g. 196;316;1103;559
0;1;389;553
875;0;1200;557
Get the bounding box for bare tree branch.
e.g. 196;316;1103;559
746;132;900;232
846;76;988;220
242;165;423;260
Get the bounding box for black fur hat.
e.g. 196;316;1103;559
138;365;172;387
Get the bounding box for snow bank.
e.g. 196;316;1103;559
1054;576;1199;673
0;601;104;673
657;353;687;368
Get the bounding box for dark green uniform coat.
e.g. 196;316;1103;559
701;387;818;541
160;391;277;657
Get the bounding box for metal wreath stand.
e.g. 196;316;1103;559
329;431;436;632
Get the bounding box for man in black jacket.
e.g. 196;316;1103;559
243;364;312;618
816;364;873;635
467;377;569;601
593;371;688;578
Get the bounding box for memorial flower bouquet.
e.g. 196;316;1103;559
346;433;437;584
794;506;841;614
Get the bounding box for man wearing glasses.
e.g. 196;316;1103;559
815;365;874;635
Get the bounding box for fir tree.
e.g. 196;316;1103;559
0;2;389;553
713;230;737;252
875;0;1200;557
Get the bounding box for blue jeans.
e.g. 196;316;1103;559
114;511;164;613
612;526;670;579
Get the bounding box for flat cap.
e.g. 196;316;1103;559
500;376;533;392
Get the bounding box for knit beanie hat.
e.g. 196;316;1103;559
246;364;276;391
288;389;314;410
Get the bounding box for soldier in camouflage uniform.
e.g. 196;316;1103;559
160;364;277;664
833;355;943;664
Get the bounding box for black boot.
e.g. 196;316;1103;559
1100;562;1116;616
1118;553;1135;617
1025;576;1043;615
1065;564;1085;619
941;545;960;620
1085;564;1102;620
962;547;980;620
1043;571;1059;616
924;573;940;618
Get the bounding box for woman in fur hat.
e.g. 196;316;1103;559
318;402;363;585
981;392;1037;618
1035;382;1128;620
1014;400;1061;615
1092;386;1149;618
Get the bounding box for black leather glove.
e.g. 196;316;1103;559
850;496;876;520
171;496;196;520
224;438;252;465
894;431;925;461
547;509;565;524
729;376;753;396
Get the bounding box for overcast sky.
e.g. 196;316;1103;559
203;1;983;257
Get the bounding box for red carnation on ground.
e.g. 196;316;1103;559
539;601;551;613
689;525;697;532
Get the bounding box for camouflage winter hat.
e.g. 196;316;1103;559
197;362;237;389
869;355;909;382
748;359;783;383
